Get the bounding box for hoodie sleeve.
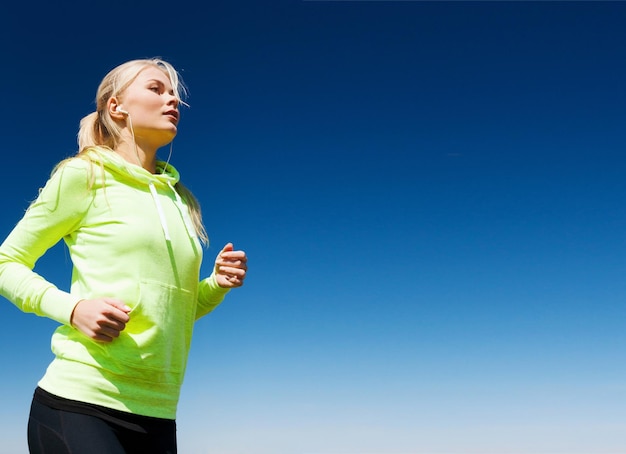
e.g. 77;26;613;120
195;273;230;320
0;160;94;326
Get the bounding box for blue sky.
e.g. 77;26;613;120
1;1;626;453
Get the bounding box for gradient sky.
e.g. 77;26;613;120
1;1;625;453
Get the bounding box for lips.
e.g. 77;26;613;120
164;110;179;121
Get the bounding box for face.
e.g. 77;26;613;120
116;66;180;147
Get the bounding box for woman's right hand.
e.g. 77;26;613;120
70;298;131;342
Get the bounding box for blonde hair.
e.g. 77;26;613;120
70;58;208;244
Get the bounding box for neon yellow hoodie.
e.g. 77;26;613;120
0;147;229;419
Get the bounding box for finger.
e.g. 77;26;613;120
99;317;127;332
92;329;124;343
216;258;247;270
97;324;125;339
219;250;247;261
220;275;243;287
216;265;247;278
227;273;245;282
92;333;114;343
84;325;118;343
103;298;132;313
102;301;131;323
217;250;247;262
104;309;130;325
215;269;247;287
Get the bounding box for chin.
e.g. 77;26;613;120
160;129;177;142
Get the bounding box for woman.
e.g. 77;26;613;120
0;58;247;453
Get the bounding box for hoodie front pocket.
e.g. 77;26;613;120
98;279;195;379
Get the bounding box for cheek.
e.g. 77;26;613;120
140;97;163;113
134;102;163;122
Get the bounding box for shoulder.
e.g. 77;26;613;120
54;156;93;174
36;157;96;205
49;157;94;187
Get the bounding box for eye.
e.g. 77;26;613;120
149;86;160;93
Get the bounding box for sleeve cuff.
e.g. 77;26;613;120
38;287;83;326
196;273;231;319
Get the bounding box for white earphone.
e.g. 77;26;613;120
115;106;129;115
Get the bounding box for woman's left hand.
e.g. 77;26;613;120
214;242;248;288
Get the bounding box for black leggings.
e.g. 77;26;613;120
28;398;177;454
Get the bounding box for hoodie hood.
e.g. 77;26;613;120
83;146;180;187
82;146;196;242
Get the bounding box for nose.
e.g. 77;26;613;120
167;93;179;108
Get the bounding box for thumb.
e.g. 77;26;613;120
221;242;234;253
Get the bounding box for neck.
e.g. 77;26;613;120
115;140;157;173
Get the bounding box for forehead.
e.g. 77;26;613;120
133;66;172;86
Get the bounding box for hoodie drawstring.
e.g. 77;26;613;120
149;182;171;242
149;181;197;243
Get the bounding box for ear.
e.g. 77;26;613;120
108;98;126;119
